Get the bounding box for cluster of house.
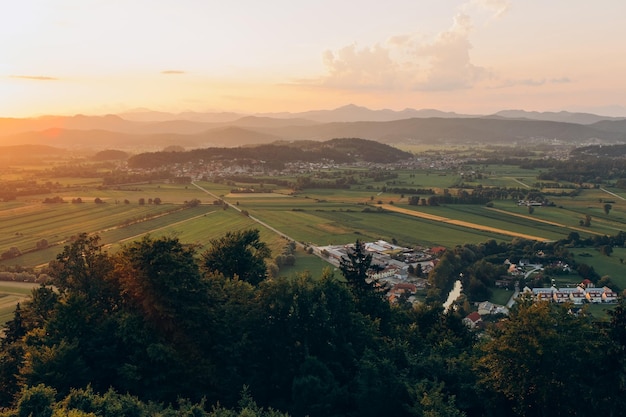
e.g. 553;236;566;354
463;301;510;328
523;281;618;304
316;240;440;303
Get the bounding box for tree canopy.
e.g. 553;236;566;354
0;233;625;417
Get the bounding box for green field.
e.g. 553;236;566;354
0;282;38;325
2;172;620;266
2;163;626;326
569;247;626;290
2;166;626;273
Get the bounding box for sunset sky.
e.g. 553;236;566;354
2;0;626;118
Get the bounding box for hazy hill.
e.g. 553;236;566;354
92;149;130;161
3;105;626;150
493;109;626;125
119;109;244;123
589;119;626;134
0;126;289;150
259;104;470;123
254;117;626;144
0;144;72;164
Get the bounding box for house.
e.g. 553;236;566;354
369;264;401;281
533;287;555;303
586;288;603;304
602;287;618;303
569;287;586;305
430;246;447;256
463;312;482;328
478;301;495;315
537;292;553;302
478;301;509;316
552;291;570;303
391;282;417;294
388;283;417;305
493;305;510;315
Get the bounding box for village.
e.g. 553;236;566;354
316;240;620;330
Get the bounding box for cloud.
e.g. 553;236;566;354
494;78;545;88
412;13;491;91
466;0;510;19
493;77;572;89
161;70;186;75
320;12;490;92
321;43;400;89
10;75;58;81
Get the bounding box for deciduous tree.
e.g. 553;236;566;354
202;229;270;285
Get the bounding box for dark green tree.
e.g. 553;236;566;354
202;229;271;285
15;384;56;417
339;240;390;324
112;235;216;401
339;240;382;300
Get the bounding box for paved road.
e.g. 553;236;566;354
506;265;542;307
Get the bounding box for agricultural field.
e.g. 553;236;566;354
2;160;626;323
0;282;38;325
2;163;626;270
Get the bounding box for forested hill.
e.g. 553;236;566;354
127;138;412;169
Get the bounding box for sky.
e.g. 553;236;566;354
2;0;626;118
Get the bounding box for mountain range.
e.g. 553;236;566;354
1;104;626;151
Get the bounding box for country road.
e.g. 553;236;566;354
191;182;307;250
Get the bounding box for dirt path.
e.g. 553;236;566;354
508;177;531;189
378;204;550;241
600;188;626;201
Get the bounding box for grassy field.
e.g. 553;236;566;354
2;166;626;273
569;247;626;290
490;288;514;306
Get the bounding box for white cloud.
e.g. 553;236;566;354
320;11;490;92
321;43;399;89
412;13;490;91
466;0;511;19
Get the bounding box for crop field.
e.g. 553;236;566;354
384;204;562;241
2;162;626;272
393;171;460;190
103;208;287;256
0;202;179;254
42;182;209;205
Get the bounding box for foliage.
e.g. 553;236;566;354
477;300;622;416
202;229;271;285
1;230;625;417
